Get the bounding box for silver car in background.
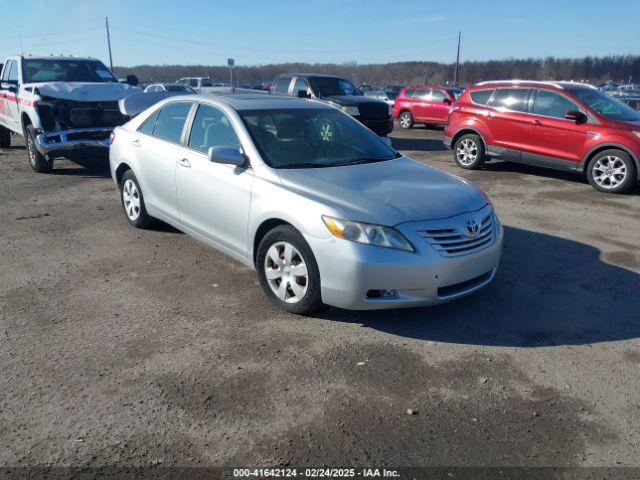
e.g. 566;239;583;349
109;94;503;314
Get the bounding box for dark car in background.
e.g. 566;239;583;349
392;85;462;129
272;73;393;136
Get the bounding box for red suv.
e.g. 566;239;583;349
393;86;464;129
444;81;640;193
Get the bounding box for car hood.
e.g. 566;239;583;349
276;157;487;226
27;82;140;101
323;95;387;107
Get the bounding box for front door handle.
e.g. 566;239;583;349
178;158;191;168
131;139;141;147
532;119;542;126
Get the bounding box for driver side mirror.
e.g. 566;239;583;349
208;146;246;167
126;75;139;87
565;110;587;124
443;98;452;105
297;89;311;99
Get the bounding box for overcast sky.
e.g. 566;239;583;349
1;0;639;67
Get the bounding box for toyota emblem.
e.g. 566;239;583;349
465;219;480;236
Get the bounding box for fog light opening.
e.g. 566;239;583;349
366;289;399;299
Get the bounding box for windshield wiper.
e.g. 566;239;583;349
338;157;396;166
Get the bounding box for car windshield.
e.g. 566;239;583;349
166;84;190;92
239;108;400;169
307;77;361;97
446;88;464;99
571;88;640;122
22;59;118;83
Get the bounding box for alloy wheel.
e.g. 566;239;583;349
27;135;37;167
264;241;309;304
399;112;411;128
456;138;478;166
592;155;627;190
122;179;141;221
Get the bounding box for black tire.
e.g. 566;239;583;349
119;169;154;228
256;225;323;315
453;133;486;170
586;149;637;194
0;126;10;148
398;111;414;129
25;125;52;173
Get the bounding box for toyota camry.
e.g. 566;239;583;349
109;94;503;314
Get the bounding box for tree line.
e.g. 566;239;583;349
113;55;640;87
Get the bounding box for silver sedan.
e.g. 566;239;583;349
109;94;503;314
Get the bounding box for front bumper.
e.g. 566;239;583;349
35;128;113;157
356;116;394;136
307;208;503;310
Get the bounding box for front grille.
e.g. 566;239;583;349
66;130;111;141
358;102;389;118
416;213;494;257
437;271;493;297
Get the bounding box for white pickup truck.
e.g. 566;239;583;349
0;55;140;172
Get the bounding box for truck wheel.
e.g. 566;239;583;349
25;126;52;173
0;126;10;148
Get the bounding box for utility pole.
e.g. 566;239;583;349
105;17;113;71
454;31;461;86
18;35;24;55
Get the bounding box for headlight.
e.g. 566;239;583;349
322;216;415;252
341;106;359;116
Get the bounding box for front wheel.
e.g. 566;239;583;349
25;125;52;173
256;225;323;315
453;133;486;170
586;149;636;194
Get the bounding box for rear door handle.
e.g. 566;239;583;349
131;139;141;147
178;158;191;168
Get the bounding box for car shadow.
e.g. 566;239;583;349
50;156;112;179
317;226;640;347
482;160;590;185
389;136;447;152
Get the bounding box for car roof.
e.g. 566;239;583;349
280;73;345;79
21;56;100;61
474;80;596;90
165;93;334;111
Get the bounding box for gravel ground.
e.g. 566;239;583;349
0;125;639;473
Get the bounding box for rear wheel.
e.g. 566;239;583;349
120;170;154;228
0;126;10;148
25;125;52;173
586;149;636;193
453;133;486;170
398;111;413;129
256;225;323;315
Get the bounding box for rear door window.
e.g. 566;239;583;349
470;89;495;105
151;102;193;143
138;109;161;135
487;88;530;112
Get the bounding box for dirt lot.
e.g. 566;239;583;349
1;125;639;473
